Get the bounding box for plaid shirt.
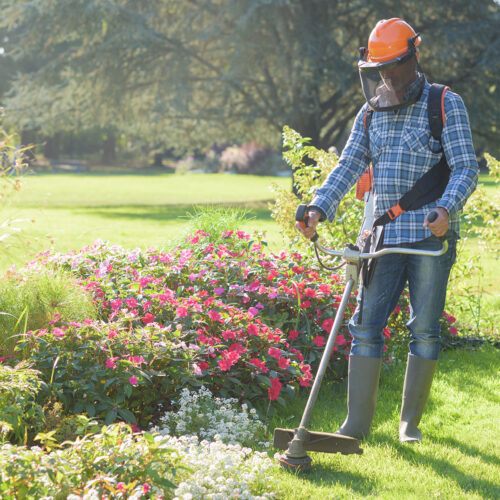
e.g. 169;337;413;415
311;79;479;245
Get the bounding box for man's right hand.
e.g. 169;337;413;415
296;210;321;240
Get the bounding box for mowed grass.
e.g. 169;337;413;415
0;172;290;270
270;345;500;499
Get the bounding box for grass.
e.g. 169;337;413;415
0;172;290;270
270;345;500;499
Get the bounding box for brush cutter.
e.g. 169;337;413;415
274;206;447;472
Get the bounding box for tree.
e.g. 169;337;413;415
1;0;499;156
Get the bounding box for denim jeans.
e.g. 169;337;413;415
349;231;457;360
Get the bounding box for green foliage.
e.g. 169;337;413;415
0;269;97;356
180;205;255;246
270;126;363;254
2;1;499;156
0;423;181;498
0;362;45;445
446;154;500;337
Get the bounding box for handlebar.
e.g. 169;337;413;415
296;205;449;261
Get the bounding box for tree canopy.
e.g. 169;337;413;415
1;0;499;155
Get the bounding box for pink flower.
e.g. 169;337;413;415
218;358;233;371
128;356;145;366
287;330;299;340
383;328;391;339
52;327;65;338
214;287;225;295
300;300;311;309
106;356;119;369
449;326;458;335
116;482;126;492
313;335;326;347
448;315;456;323
125;297;138;308
248;307;259;317
175;307;189;318
208;310;222;322
268;377;282;400
304;288;316;298
268;347;281;359
129;375;139;386
143;483;151;494
393;305;401;315
278;357;291;369
111;298;122;311
141;313;155;325
107;330;118;339
248;324;259;336
319;284;331;295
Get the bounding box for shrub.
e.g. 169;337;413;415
0;423;182;498
15;230;455;430
0;362;45;445
0;269;97;356
220;142;280;175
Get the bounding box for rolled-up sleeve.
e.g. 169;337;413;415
310;105;371;222
438;92;479;216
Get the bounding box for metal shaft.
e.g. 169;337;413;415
298;279;354;430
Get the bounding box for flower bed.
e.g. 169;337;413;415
9;231;456;429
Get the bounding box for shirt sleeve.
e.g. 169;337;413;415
438;91;479;216
310;105;371;222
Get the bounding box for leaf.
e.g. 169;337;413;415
105;409;117;425
117;408;136;423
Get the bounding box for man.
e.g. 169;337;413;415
297;18;478;443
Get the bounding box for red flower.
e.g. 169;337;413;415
250;358;268;373
300;300;311;309
278;357;291;369
268;347;281;359
141;313;155;325
313;335;325;347
449;326;458;335
335;334;348;346
208;310;222;322
322;318;334;333
175;307;189;318
383;328;391;339
287;330;299;340
304;288;316;298
218;358;233;371
198;361;209;371
268;377;282;400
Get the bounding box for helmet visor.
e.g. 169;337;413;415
359;52;422;111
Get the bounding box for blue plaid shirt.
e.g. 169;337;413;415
311;79;479;245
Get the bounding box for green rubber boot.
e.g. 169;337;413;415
336;355;382;440
399;353;438;443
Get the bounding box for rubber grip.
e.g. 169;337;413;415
426;210;446;242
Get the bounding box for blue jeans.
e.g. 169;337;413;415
349;232;457;360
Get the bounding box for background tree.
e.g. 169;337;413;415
1;0;499;158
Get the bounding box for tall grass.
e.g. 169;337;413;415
0;269;96;356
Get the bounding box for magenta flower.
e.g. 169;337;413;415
313;335;325;347
449;326;458;335
52;327;65;338
248;307;259;317
214;287;225;295
105;356;119;369
128;356;145;366
268;347;281;359
208;310;222;322
278;357;291;369
129;375;139;385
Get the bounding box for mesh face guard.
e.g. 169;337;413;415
358;36;424;111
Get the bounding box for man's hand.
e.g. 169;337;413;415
296;210;321;240
423;206;449;237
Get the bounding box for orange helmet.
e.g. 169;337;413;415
367;18;421;63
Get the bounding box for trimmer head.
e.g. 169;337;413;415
274;427;362;472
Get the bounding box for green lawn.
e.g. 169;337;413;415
0;172;290;270
270;345;500;499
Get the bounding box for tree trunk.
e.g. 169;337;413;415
101;131;116;164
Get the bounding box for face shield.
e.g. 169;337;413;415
358;38;424;111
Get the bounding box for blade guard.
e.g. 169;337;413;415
274;427;363;455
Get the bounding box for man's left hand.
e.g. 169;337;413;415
423;206;449;237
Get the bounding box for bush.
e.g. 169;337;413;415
220;142;281;175
0;269;97;356
12;230;455;430
0;423;182;498
0;362;45;445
